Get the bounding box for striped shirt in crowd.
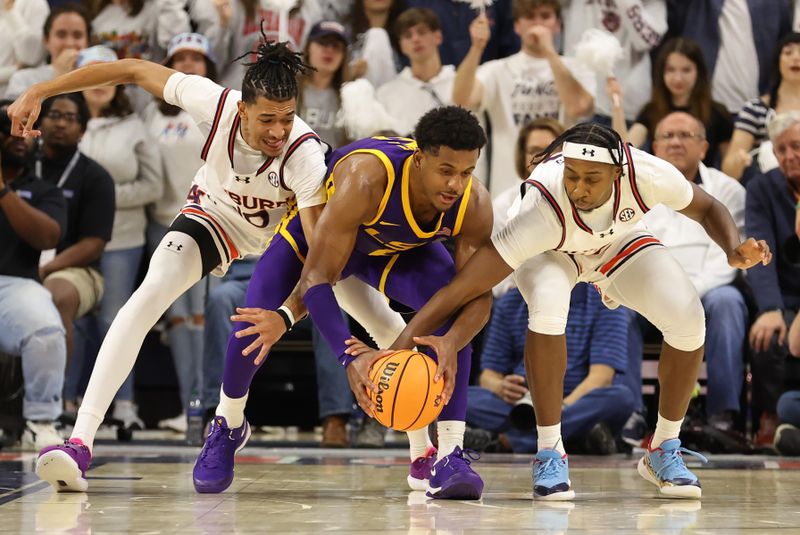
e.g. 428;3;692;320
733;97;772;144
480;283;632;395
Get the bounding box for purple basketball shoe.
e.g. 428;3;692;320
193;416;251;493
425;446;483;500
408;447;437;491
36;439;92;492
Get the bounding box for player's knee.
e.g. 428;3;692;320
661;298;705;352
529;313;568;335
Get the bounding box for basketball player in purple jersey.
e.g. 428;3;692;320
295;107;494;500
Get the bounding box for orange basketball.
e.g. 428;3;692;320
367;350;444;431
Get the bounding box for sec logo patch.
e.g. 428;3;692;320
619;208;635;222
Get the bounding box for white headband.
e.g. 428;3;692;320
562;141;616;165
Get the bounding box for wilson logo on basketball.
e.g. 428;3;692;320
375;361;400;413
619;208;636;222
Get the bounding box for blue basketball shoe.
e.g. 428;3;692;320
425;446;483;500
638;438;708;499
533;449;575;501
193;416;251;493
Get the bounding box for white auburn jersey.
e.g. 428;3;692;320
162;73;328;274
493;144;694;279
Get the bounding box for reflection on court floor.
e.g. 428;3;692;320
2;443;800;534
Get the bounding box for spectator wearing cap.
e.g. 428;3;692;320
745;111;800;446
84;0;190;61
141;32;216;434
298;21;350;150
0;99;69;451
72;45;162;431
35;92;115;386
5;3;92;99
374;8;455;138
0;0;50;96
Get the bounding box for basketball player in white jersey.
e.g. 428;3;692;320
382;122;771;500
8;38;407;493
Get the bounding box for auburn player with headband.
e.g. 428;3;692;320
8;34;406;493
386;122;771;501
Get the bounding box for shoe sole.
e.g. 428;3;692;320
426;474;483;500
36;450;88;493
637;456;702;499
533;479;575;501
407;475;428;491
194;423;252;494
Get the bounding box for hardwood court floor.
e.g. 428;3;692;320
2;442;800;534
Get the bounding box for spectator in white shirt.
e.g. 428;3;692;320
5;4;91;99
0;0;49;96
643;111;747;432
452;0;594;197
376;7;453;137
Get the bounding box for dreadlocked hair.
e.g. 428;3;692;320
533;121;624;169
236;28;315;104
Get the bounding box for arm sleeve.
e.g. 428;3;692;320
162;72;228;135
77;165;116;242
635;150;694;211
745;176;785;312
282;138;328;210
115;133;165;209
491;188;564;269
588;293;631;373
617;0;668;52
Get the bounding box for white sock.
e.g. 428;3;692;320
436;420;465;456
215;386;248;429
537;423;565;455
71;409;104;453
407;427;434;460
651;414;683;449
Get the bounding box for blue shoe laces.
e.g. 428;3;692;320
653;446;708;482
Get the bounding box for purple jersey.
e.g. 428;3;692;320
325;136;474;256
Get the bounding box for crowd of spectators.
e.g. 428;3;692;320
1;0;800;456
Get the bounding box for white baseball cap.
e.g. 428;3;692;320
164;33;216;65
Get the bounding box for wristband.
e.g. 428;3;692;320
275;306;293;331
278;305;295;326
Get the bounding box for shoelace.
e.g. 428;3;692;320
453;448;481;467
654;446;708;481
535;456;565;481
197;425;235;470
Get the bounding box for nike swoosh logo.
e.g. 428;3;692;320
430;467;437;477
427;485;443;494
378;221;401;227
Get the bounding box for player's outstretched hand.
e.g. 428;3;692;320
412;335;457;406
7;87;44;138
231;307;287;365
728;238;771;269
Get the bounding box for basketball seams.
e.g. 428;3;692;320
401;352;430;431
389;354;413;429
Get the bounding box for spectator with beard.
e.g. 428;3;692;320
0;100;68;450
34;93;115;404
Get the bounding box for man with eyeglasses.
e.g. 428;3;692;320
34;93;115;397
0;99;68;450
634;111;748;442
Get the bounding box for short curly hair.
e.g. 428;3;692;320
413;106;486;155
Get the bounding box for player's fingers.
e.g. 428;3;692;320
254;345;269;366
234;325;260;338
242;337;263;356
